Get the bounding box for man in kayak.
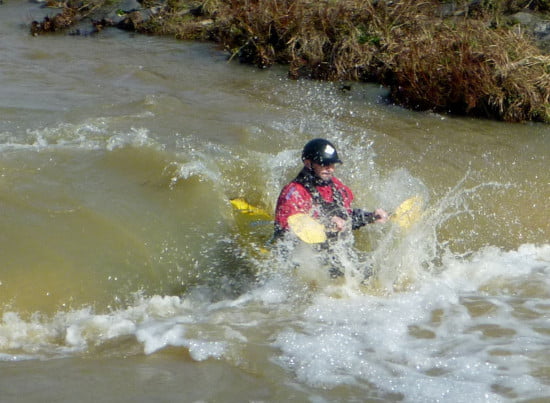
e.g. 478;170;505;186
273;139;389;280
275;138;389;243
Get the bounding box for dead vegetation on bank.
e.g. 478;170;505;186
29;0;550;123
29;0;111;35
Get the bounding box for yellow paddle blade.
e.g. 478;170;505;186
230;198;272;220
287;214;327;244
391;196;423;229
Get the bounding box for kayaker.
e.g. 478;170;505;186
274;138;389;241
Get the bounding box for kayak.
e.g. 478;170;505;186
229;196;424;288
230;195;423;244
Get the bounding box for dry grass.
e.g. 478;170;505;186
381;19;550;121
29;0;550;122
197;0;549;122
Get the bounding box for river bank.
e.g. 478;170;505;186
23;0;550;123
20;0;550;122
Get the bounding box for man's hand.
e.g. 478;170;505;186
373;208;389;223
330;215;347;232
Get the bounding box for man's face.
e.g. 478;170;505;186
310;161;336;181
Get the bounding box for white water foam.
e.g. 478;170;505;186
1;244;548;401
273;243;550;401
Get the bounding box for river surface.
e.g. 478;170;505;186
1;2;549;402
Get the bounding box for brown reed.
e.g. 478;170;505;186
30;0;550;122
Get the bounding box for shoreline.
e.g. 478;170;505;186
24;0;550;123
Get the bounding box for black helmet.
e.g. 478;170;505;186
301;138;342;165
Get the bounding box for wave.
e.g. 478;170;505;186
1;242;549;401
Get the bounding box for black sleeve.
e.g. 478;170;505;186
351;208;375;229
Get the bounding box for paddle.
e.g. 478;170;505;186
230;198;272;220
390;195;423;229
287;213;328;243
287;196;423;244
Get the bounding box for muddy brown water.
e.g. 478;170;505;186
1;2;549;402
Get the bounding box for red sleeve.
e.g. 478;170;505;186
274;182;312;230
